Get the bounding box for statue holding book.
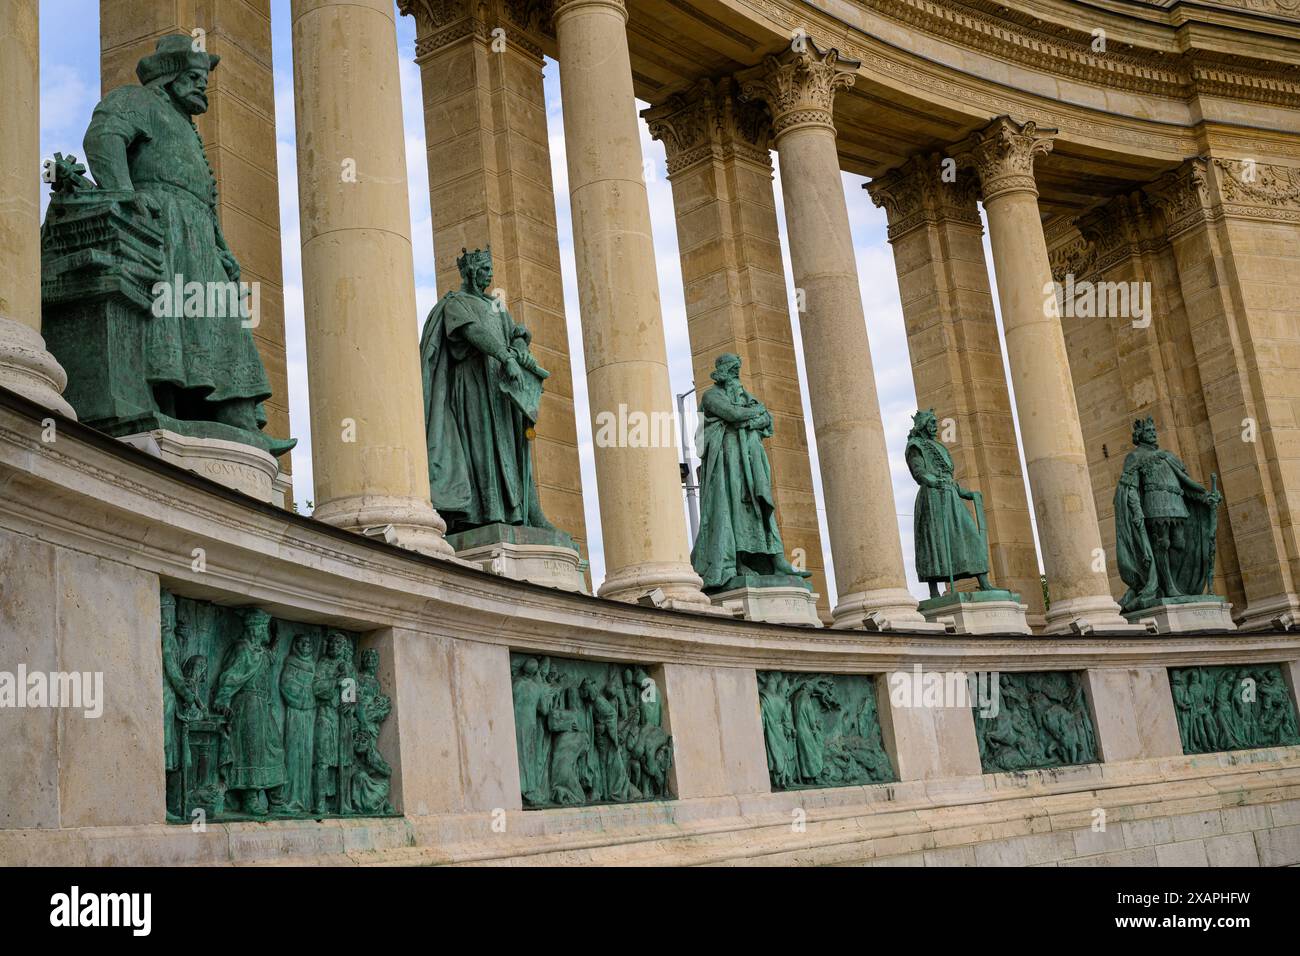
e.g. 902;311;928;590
420;247;553;533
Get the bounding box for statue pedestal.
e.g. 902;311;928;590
447;524;588;594
919;590;1032;635
1124;597;1237;634
708;574;822;627
121;429;280;504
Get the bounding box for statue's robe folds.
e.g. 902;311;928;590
1113;447;1217;612
213;639;285;792
906;435;989;583
692;384;786;589
83;85;272;415
759;684;796;787
420;291;547;532
278;654;315;812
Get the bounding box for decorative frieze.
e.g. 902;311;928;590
642;77;772;177
160;590;394;822
736;43;858;139
400;0;549;59
1169;664;1300;755
510;653;674;808
866;152;982;241
972;671;1098;774
950;116;1055;203
757;671;895;791
1143;158;1211;240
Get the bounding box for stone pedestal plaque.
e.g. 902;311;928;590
1126;597;1237;634
122;429;280;503
448;523;588;594
711;578;823;627
919;589;1032;635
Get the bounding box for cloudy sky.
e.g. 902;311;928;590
37;0;1039;604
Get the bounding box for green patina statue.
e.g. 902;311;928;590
40;35;293;458
757;671;894;791
691;353;811;591
906;409;995;599
1114;416;1222;613
162;592;395;822
973;671;1098;773
420;247;566;545
510;654;674;809
1170;664;1300;755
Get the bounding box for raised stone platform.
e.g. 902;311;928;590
120;428;280;503
1126;597;1238;634
709;573;822;627
919;589;1031;635
447;523;588;593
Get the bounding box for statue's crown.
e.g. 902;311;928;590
456;246;493;277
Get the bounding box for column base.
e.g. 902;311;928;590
0;316;76;419
918;590;1031;635
312;494;455;559
1234;593;1300;633
597;561;722;614
1043;594;1148;635
709;579;823;627
447;524;589;594
120;429;279;504
831;589;948;633
1124;597;1237;635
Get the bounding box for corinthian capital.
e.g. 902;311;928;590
866;153;982;241
1143;158;1210;239
643;77;772;176
736;42;858;139
950;116;1055;203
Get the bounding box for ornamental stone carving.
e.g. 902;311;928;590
949;116;1055;203
1143;158;1211;240
736;43;858;138
866;152;983;241
643;78;773;177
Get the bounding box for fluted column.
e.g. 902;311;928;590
0;0;74;418
643;78;830;616
739;45;933;630
952;116;1131;632
867;155;1045;628
291;0;452;556
552;0;709;608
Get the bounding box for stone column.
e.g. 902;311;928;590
643;78;829;615
398;0;590;570
100;0;293;487
951;117;1132;633
290;0;451;556
0;0;74;418
1145;156;1300;631
739;45;932;630
552;0;708;608
868;154;1045;629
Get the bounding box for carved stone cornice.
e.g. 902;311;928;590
1068;193;1162;277
399;0;549;59
865;153;982;242
736;43;858;139
950;116;1055;203
642;78;772;177
1048;233;1094;284
1144;158;1213;240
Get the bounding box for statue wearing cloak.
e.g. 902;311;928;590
213;608;286;815
906;409;993;597
68;35;292;456
1113;416;1221;613
691;353;810;590
419;246;556;535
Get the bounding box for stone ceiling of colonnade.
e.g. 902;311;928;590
610;0;1300;217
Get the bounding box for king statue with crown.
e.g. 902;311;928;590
420;247;583;588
